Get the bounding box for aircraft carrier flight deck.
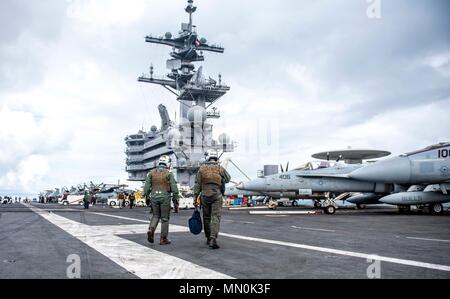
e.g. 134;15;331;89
1;202;449;279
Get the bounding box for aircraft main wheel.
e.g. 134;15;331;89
268;204;277;210
314;201;322;209
356;204;366;209
398;205;410;214
324;206;336;215
292;201;298;207
63;201;69;206
430;203;443;215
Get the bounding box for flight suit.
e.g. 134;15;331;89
194;162;231;243
128;193;135;209
83;192;90;209
144;167;179;241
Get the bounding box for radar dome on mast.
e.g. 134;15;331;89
187;106;207;123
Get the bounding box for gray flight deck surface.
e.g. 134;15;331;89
1;203;449;279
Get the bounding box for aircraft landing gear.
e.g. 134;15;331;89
313;200;322;209
398;205;411;214
268;199;277;210
356;204;366;210
322;199;337;215
429;203;443;215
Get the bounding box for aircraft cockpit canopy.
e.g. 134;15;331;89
294;161;334;171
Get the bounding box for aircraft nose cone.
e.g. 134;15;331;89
236;182;244;190
349;157;411;184
236;178;266;192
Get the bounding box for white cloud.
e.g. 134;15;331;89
0;106;67;165
334;100;450;154
286;64;321;101
66;0;146;27
0;155;49;192
1;0;449;193
424;52;450;77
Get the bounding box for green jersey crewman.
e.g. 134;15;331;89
144;155;179;245
194;149;231;249
83;190;91;210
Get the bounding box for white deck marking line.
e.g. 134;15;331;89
218;233;450;272
228;206;268;210
224;220;256;224
84;209;450;272
250;210;318;215
24;204;232;279
88;212;149;223
291;226;336;233
43;208;79;212
406;237;450;243
88;212;189;233
88;224;189;235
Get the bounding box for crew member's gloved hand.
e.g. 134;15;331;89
194;196;202;209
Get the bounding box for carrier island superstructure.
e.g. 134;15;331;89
125;0;234;188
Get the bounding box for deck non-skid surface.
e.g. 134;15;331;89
0;203;449;279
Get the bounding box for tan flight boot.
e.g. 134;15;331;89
160;237;172;245
209;238;220;249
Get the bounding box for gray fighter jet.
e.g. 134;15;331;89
95;183;129;203
236;149;392;214
349;142;450;214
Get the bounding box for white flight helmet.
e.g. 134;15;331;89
205;149;219;162
158;155;171;168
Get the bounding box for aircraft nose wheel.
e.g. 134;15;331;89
324;205;336;215
322;199;337;215
430;203;443;215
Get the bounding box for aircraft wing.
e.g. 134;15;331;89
295;173;350;179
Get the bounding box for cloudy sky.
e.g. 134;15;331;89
0;0;449;197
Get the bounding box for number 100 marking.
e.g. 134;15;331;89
438;149;449;158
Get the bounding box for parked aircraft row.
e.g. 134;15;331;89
38;182;133;205
234;143;450;215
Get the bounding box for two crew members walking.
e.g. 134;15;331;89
144;150;230;249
